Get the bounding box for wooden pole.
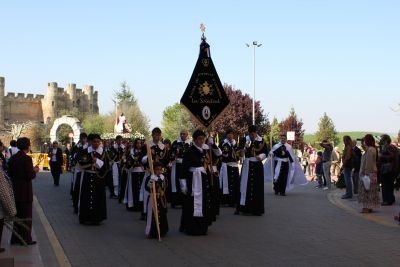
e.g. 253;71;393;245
146;140;161;241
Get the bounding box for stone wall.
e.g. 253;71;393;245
4;93;44;123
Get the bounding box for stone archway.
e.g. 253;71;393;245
50;115;83;143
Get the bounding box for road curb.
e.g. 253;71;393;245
327;191;398;228
33;195;72;267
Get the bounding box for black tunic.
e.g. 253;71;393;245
145;175;169;238
220;140;241;207
78;147;107;224
239;137;267;215
273;144;294;195
168;140;191;206
180;145;213;235
124;148;145;211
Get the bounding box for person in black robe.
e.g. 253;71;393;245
205;136;222;221
141;127;167;219
169;129;191;208
180;129;213;235
78;134;107;225
107;135;126;201
239;125;267;216
272;133;294;196
145;162;168;238
71;133;88;214
124;138;146;212
219;128;241;213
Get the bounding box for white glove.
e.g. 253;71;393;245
207;137;214;145
180;179;188;194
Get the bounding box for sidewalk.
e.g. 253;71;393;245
327;186;400;228
0;227;43;267
0;193;60;267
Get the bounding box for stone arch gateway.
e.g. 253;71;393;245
50;115;83;143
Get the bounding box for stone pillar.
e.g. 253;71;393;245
0;77;5;129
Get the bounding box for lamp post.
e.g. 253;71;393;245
246;41;262;126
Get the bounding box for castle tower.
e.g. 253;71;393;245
42;82;58;122
0;77;4;128
83;85;94;113
66;83;77;108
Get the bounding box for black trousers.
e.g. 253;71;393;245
381;172;396;204
50;161;62;186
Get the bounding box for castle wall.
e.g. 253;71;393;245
4;94;44;123
0;77;99;148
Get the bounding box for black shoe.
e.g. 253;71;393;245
0;248;5;253
234;210;240;215
280;193;286;196
27;241;37;245
381;202;393;206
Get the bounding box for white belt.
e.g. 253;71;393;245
274;157;289;163
189;167;206;173
227;162;238;167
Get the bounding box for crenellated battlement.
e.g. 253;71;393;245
5;92;45;100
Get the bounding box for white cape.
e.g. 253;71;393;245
264;143;308;191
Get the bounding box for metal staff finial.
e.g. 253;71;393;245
200;23;206;41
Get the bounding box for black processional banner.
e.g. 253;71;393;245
180;34;229;128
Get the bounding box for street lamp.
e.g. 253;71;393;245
246;41;262;126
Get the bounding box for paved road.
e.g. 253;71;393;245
32;171;400;267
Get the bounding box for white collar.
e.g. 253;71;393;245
88;146;103;155
246;135;262;142
113;143;125;150
150;140;165;150
272;142;292;152
223;138;236;146
78;143;88;149
151;174;165;181
193;143;208;153
178;138;191;145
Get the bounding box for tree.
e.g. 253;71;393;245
114;81;137;105
314;112;339;147
5;121;34;140
279;108;305;149
161;103;194;141
56;124;73;144
108;81;150;136
191;84;269;138
82;114;106;135
269;117;281;145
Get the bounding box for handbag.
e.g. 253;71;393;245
361;175;371;191
0;170;17;217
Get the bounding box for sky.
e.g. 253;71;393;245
1;0;399;134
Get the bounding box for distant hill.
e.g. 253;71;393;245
303;131;385;149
